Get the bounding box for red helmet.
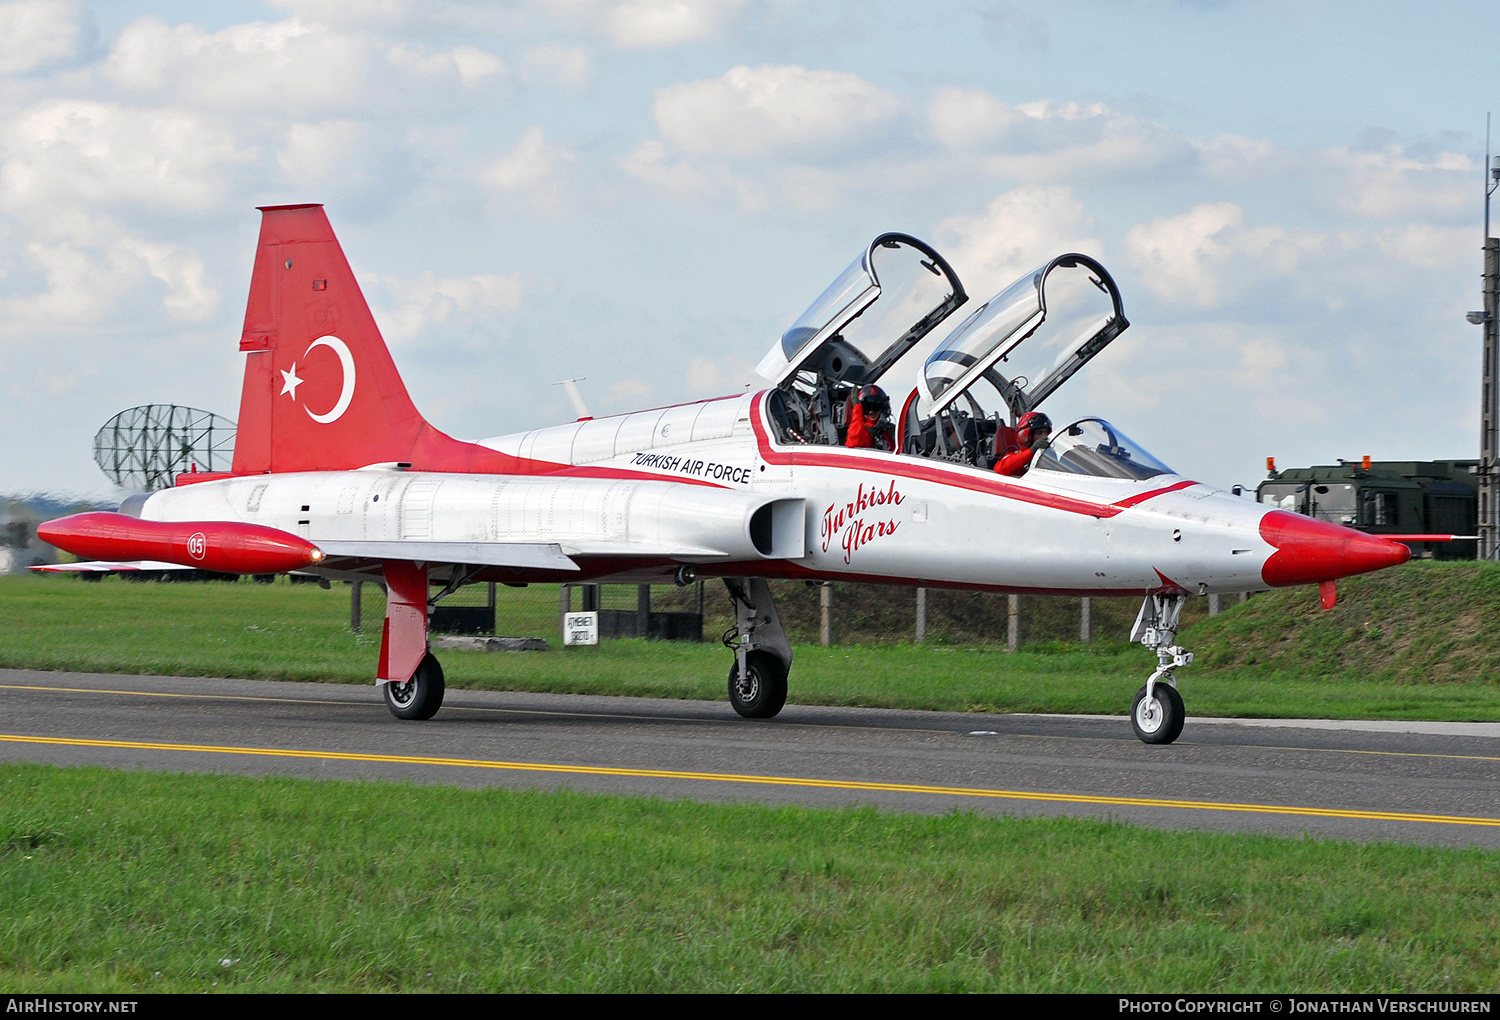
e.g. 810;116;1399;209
1016;411;1052;445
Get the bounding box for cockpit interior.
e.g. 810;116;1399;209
759;235;1167;480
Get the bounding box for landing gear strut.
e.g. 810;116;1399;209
1129;594;1193;744
722;578;792;718
378;559;447;721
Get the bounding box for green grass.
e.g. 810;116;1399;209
3;762;1499;992
5;570;1500;720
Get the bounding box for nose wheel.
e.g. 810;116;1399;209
1129;594;1194;745
1131;681;1184;744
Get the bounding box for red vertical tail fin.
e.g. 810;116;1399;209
232;204;514;475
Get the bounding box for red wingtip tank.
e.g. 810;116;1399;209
38;513;324;576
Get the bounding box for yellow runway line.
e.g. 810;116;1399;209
2;732;1498;829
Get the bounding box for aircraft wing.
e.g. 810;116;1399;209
315;541;578;571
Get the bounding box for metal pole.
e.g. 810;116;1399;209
1481;115;1500;559
1006;594;1019;653
1484;236;1499;559
350;580;362;633
915;587;927;643
820;583;833;646
1208;593;1222;616
637;584;651;638
1079;596;1091;643
559;583;571;636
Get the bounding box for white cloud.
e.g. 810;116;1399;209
1316;143;1472;221
519;45;593;89
372;270;524;344
274;119;414;203
1194;133;1302;180
386;42;505;85
937;186;1103;298
0;218;217;330
0;99;251;215
927;86;1017;151
482;126;574;210
104;16;375;115
609;377;651;401
0;0;82;75
278;120;365;185
605;0;743;48
1373;224;1473;271
267;0;529;33
927;88;1192;180
1124;202;1323;308
653;64;904;160
122;237;219;320
621;139;715;196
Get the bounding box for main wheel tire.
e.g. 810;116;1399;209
1131;682;1184;745
728;650;788;719
383;653;446;721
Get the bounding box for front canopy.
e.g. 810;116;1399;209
921;254;1127;419
756;233;966;388
1031;418;1174;480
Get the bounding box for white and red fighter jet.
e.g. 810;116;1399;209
40;205;1410;744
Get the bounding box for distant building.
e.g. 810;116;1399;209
1257;460;1478;560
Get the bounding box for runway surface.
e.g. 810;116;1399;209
3;667;1500;847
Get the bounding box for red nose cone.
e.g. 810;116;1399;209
1260;510;1411;587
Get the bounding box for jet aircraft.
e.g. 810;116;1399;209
41;205;1412;744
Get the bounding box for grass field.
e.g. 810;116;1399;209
3;762;1499;993
3;569;1500;720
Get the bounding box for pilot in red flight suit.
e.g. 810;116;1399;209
845;384;894;451
994;411;1052;476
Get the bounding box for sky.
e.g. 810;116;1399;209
2;0;1497;499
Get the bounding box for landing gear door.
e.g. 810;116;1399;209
921;254;1127;420
755;233;967;390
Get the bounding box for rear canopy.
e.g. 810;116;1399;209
922;254;1127;420
756;233;966;389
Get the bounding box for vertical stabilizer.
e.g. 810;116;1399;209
232;204;513;475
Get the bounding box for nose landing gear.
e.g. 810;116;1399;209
1129;594;1193;744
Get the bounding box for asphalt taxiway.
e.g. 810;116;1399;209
3;667;1498;847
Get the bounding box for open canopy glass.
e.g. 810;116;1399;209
756;233;966;389
921;254;1127;420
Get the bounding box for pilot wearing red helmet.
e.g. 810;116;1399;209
994;411;1051;476
845;384;894;451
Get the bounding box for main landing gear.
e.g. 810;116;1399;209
722;578;793;718
383;652;446;720
1128;594;1194;745
378;560;448;721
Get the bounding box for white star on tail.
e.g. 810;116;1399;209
280;363;303;400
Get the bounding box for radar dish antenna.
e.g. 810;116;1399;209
92;405;236;492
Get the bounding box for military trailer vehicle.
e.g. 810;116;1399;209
1257;459;1477;560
